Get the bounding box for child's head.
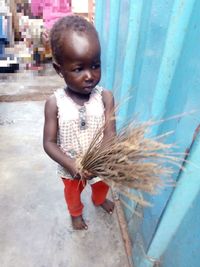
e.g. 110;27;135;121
50;15;101;95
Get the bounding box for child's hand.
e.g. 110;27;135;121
73;170;94;180
81;170;95;180
73;173;82;180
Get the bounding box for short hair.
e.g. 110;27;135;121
50;15;99;64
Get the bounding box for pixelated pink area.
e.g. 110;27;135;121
31;0;72;29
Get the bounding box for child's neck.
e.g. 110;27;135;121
65;87;91;106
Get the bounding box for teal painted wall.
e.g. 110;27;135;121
162;189;200;267
95;0;200;266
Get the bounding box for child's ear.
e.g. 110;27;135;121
52;61;63;78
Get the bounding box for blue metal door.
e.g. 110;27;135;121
95;1;200;266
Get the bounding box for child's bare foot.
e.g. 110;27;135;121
100;199;115;214
71;215;88;230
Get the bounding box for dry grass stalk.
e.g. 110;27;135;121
76;119;183;206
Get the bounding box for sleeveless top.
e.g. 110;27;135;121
54;86;105;180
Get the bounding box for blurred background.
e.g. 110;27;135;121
0;0;95;72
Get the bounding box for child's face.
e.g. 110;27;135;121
55;30;101;95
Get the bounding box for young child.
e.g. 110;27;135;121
43;15;116;230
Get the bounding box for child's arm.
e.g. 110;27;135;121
43;95;78;177
102;90;116;139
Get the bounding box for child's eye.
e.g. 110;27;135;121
72;67;82;73
91;63;101;70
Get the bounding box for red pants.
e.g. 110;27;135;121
62;178;109;217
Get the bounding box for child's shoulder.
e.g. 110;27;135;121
95;87;114;111
45;88;64;105
46;93;56;103
102;88;114;97
95;85;114;99
45;94;57;111
101;88;114;105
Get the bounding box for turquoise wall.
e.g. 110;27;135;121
95;1;200;266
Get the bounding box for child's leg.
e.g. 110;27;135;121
91;180;109;205
62;178;88;230
62;178;84;216
91;181;114;214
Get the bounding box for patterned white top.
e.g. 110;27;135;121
54;86;105;179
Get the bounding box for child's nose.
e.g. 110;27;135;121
84;70;93;81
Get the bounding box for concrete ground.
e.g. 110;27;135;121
0;66;130;267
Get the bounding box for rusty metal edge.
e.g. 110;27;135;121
112;190;135;267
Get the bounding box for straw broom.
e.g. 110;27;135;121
76;119;183;206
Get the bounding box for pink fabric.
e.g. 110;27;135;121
31;0;72;29
31;0;42;16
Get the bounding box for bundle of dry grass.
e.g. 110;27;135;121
76;120;182;206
